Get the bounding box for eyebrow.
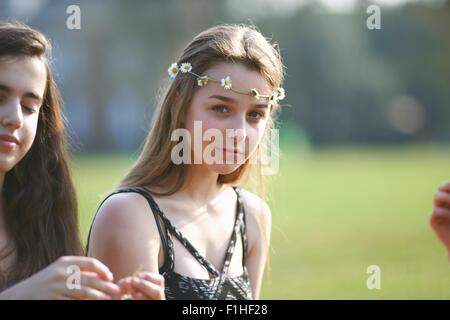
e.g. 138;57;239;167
0;84;43;102
208;94;269;109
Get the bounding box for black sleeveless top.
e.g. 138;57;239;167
87;186;252;300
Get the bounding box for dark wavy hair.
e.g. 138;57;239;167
0;21;82;286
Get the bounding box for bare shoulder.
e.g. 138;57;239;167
238;188;272;252
239;188;272;226
89;191;158;242
88;191;162;277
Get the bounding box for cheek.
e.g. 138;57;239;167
247;121;268;152
20;116;39;150
186;106;222;135
200;116;223;134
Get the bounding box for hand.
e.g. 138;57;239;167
118;272;165;300
0;256;122;300
430;181;450;258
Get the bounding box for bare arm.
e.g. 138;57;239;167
87;193;162;282
0;256;121;300
87;192;165;299
240;190;272;299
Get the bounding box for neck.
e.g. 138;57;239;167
176;164;228;204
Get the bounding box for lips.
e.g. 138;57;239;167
219;148;244;155
0;134;19;149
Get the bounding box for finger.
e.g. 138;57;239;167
118;277;133;293
60;257;113;282
65;286;112;300
117;277;129;290
118;277;137;299
131;291;145;300
438;181;450;192
431;208;450;225
137;272;165;287
117;277;132;293
131;278;165;300
434;191;450;208
81;273;122;299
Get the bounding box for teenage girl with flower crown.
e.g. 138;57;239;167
87;24;286;300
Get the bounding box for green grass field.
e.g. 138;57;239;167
72;144;450;299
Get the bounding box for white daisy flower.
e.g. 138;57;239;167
220;76;232;90
197;76;209;87
250;88;260;99
168;63;179;78
276;87;285;100
180;62;192;73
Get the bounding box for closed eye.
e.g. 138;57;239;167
21;103;38;114
0;93;39;114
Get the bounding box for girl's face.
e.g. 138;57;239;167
0;56;46;173
184;62;272;175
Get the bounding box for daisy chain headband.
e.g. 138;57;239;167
168;62;286;103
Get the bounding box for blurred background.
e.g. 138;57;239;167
1;0;449;298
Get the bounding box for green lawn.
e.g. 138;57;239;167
72;145;450;299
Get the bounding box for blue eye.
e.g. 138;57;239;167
248;111;264;120
212;105;229;113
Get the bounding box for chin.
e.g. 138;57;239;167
0;155;21;174
210;163;243;175
0;163;15;174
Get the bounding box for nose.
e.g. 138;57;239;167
1;98;24;130
226;114;248;147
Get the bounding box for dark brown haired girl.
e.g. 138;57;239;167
0;21;121;299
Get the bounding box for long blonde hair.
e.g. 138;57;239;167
120;24;285;196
